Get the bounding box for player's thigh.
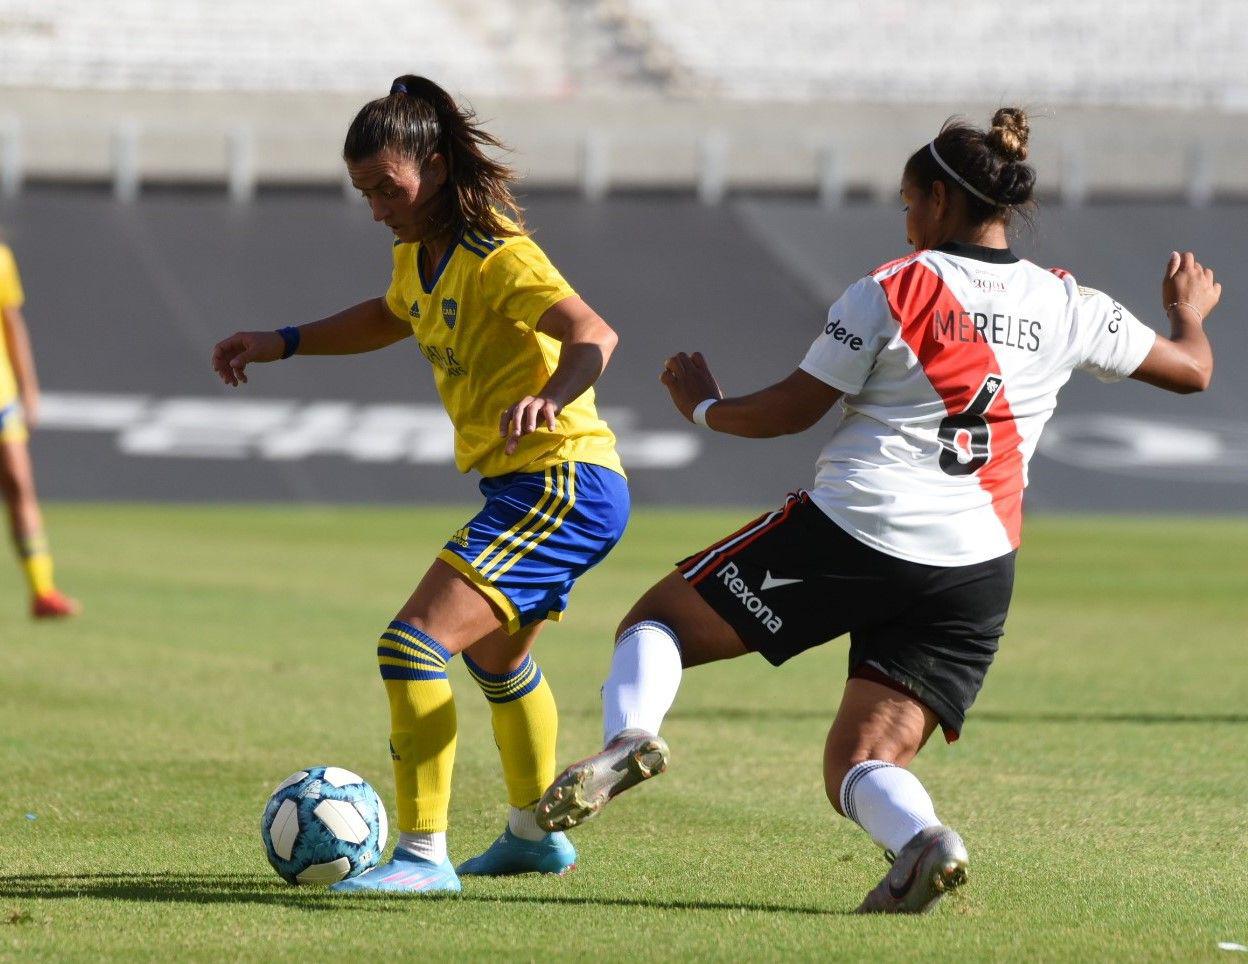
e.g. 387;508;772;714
0;439;39;516
823;677;939;813
394;558;509;653
463;622;545;675
0;437;37;504
619;569;749;668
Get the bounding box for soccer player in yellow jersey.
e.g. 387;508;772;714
211;76;629;893
0;241;80;618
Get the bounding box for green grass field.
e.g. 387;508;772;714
1;505;1246;961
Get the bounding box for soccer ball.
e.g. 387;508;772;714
260;766;388;885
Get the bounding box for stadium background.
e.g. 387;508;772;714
0;0;1244;512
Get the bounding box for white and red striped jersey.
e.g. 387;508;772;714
799;242;1156;566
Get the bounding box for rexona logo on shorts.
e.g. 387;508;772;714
717;562;783;634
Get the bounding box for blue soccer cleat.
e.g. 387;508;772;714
328;850;461;895
457;827;577;877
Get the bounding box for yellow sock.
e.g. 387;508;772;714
377;620;458;834
462;651;557;808
18;534;55;597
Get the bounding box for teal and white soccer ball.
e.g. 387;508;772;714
260;766;388;885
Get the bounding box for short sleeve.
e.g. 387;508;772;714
798;277;892;395
480;238;576;329
1073;286;1157;383
384;244;411;322
0;246;25;309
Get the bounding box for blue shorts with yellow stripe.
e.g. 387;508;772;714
437;461;629;635
0;402;27;444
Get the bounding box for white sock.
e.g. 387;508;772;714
839;760;940;854
602;621;682;745
396;831;447;864
507;806;546;841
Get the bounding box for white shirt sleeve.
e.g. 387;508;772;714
799;277;893;395
1073;285;1157;383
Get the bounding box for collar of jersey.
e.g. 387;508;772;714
934;241;1018;264
418;229;464;294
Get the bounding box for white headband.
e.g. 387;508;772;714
928;142;999;206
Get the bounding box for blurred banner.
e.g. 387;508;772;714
2;192;1242;510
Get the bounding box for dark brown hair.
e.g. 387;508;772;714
903;107;1036;225
343;75;524;238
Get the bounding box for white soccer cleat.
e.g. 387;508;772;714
855;825;968;914
536;728;669;833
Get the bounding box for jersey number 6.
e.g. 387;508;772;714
937;374;1004;476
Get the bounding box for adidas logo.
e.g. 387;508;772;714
450;526;470;548
409;301;421;318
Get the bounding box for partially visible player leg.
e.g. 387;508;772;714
0;437;78;618
537;570;748;831
824;678;967;914
332;560;503;895
456;622;577;876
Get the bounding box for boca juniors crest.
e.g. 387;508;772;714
441;298;458;330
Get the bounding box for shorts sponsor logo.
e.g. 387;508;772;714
717;561;783;634
823;318;864;350
760;570;801;591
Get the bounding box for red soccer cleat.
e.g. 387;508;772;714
32;590;82;619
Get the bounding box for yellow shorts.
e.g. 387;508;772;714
0;402;28;444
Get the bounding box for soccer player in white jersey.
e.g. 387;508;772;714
536;108;1223;913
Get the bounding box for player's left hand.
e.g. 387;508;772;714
500;396;561;456
661;352;724;422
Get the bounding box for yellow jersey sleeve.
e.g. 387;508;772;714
0;246;25;309
479;238;576;330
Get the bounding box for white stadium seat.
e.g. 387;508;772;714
0;0;1243;107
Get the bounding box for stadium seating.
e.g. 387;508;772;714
614;0;1247;108
0;0;566;95
1;0;1244;108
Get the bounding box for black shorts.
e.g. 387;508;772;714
677;492;1015;740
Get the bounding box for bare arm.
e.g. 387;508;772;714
2;306;40;426
499;296;619;455
660;352;843;437
1130;251;1220;394
211;297;410;387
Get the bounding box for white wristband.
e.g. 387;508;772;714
692;398;718;428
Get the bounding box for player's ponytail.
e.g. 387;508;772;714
343;75;524;238
903;107;1037;226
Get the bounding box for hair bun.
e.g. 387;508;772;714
986;107;1029;162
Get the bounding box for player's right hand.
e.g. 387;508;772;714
1162;251;1221;322
661;351;724;422
211;330;284;386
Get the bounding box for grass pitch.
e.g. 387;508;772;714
1;505;1246;961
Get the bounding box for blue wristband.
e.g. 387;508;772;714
276;325;301;359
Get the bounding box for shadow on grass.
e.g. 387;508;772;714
0;872;843;917
974;710;1248;725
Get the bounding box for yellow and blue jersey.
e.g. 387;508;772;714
0;244;27;442
0;244;23;407
384;218;623;479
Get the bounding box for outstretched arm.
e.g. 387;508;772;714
211;297;411;387
499;296;619;455
661;351;843;438
1130;251;1220;394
